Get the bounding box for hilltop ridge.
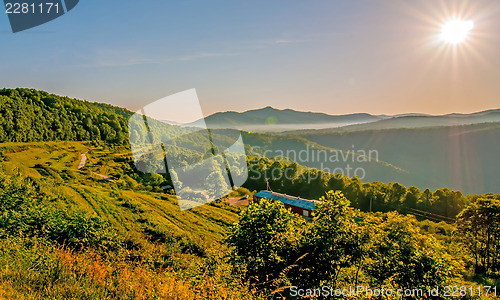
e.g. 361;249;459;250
187;106;383;131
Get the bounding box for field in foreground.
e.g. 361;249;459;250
0;141;258;299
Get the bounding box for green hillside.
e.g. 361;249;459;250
0;142;239;242
0;88;132;143
1;141;499;299
0;141;257;299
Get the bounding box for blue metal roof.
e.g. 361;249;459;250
253;190;319;211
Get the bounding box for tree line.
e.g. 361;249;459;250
243;156;499;219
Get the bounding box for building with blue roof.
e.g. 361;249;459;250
252;190;320;218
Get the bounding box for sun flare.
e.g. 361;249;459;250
441;19;474;44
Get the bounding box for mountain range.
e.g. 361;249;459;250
330;109;500;133
185;106;500;133
186;106;385;131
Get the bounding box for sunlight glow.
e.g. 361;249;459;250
441;19;474;44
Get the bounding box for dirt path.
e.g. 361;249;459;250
77;151;89;169
77;146;116;183
92;172;117;183
224;197;250;207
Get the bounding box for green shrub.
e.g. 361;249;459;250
0;171;119;251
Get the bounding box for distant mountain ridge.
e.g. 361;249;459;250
187;106;385;132
186;106;500;132
290;121;500;194
332;108;500;133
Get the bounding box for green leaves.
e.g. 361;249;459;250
0;88;130;144
0;170;119;251
295;191;362;287
456;198;500;275
226;198;303;290
227;192;363;292
227;191;462;296
362;212;453;289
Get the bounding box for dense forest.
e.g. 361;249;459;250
243;155;495;220
0;88;131;143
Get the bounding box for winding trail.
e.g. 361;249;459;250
92;172;116;183
77;146;116;183
77;151;89;169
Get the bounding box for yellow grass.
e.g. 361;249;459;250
0;237;259;300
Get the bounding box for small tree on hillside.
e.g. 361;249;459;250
363;212;454;289
292;191;363;288
456;198;500;275
226;198;304;291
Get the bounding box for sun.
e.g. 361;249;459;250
441;19;474;44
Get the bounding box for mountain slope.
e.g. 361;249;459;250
0;141;238;242
0;141;258;299
292;122;500;194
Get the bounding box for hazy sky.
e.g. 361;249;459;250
1;0;500;123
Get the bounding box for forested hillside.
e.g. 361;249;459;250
4;88;500;196
291;123;500;194
1;141;498;299
0;142;258;299
0;133;498;297
0;88;131;143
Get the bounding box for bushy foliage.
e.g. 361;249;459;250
457;198;500;276
226;198;304;290
293;191;362;288
228;191;462;297
362;212;453;289
0;236;260;300
0;171;119;250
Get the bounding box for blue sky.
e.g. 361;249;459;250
1;0;500;122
